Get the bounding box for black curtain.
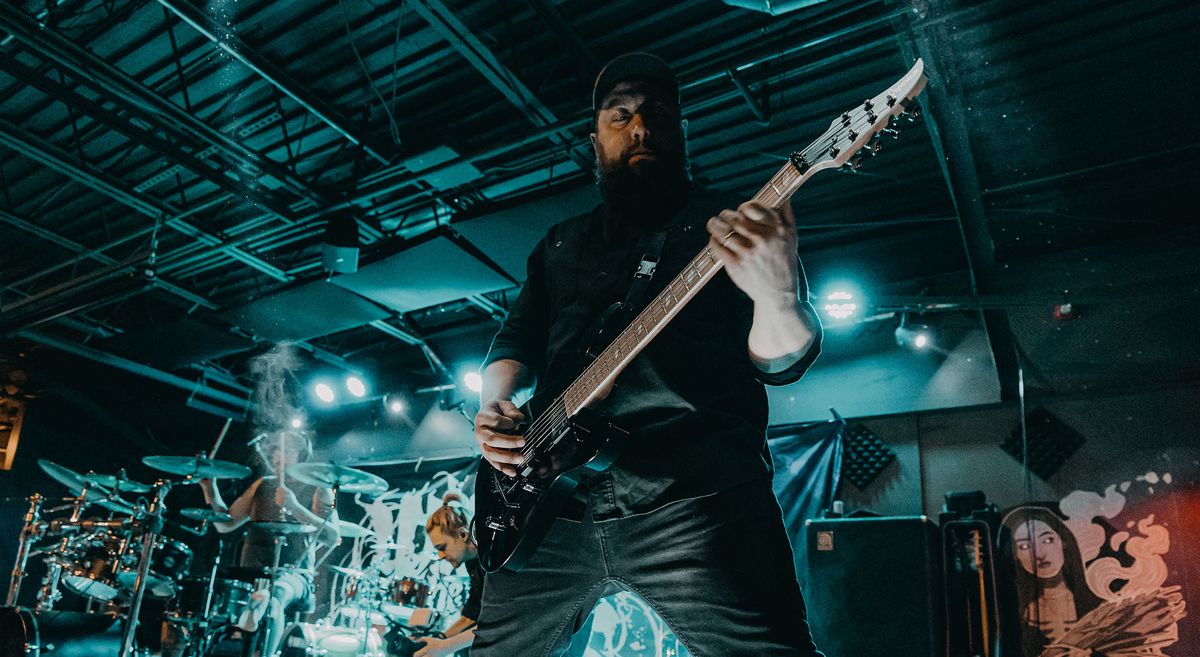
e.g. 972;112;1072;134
767;418;845;592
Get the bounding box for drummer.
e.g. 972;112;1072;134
415;492;483;657
198;429;338;656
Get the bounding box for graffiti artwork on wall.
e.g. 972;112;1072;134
326;465;689;655
1000;472;1188;657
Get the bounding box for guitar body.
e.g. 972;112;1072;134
475;399;628;572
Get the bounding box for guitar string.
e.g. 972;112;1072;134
512;106;889;468
510;100;912;469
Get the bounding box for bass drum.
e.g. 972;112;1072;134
0;607;39;657
279;623;384;657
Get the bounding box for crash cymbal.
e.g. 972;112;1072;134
332;565;371;578
38;459;135;515
248;521;317;535
333;520;372;539
142;455;251;480
180;508;233;523
83;473;152;494
286;463;388;495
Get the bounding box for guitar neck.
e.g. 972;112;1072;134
561;162;809;416
554;59;929;417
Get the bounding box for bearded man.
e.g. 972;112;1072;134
471;52;826;657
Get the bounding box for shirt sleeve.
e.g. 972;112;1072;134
482;234;551;373
461;559;485;621
751;257;823;387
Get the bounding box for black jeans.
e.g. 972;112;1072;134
471;480;824;657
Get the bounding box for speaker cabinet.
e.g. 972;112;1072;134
804;516;944;657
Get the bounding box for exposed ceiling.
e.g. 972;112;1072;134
1;0;1197;433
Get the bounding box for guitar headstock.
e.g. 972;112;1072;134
788;59;928;177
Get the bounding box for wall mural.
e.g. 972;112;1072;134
1000;472;1188;657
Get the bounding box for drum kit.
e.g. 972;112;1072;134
0;448;442;657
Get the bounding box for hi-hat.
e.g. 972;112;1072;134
248;521;317;535
83;473;152;494
142;455;251;480
180;508;233;523
286;463;387;495
38;459;135;515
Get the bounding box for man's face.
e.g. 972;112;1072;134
1013;519;1066;579
428;526;469;568
591;80;684;183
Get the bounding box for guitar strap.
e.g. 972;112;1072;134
619;228;669;315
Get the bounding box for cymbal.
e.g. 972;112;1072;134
38;459;135;515
286;463;387;495
333;520;372;539
248;521;317;535
83;473;152;494
180;508;233;523
332;565;371;578
142;455;251;480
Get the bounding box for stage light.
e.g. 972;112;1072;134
314;382;336;403
383;394;405;414
346;376;367;398
894;322;934;351
822;290;858;320
290;417;304;429
463;372;483;394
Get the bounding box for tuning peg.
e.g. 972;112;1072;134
848;156;863;170
881;128;900;139
905;102;922;120
867;140;883;155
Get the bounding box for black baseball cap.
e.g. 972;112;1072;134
592;52;680;112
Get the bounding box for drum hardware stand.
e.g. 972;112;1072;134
119;478;171;657
37;488;92;612
6;493;44;607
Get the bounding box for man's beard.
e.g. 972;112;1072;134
596;145;690;228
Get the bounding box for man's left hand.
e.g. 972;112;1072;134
413;636;455;657
706;201;800;307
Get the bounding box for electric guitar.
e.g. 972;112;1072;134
475;59;929;572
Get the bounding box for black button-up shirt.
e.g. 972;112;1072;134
483;187;821;520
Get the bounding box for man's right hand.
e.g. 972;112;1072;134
474;399;527;476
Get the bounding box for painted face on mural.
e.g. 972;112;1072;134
1013;519;1066;579
427;526;471;568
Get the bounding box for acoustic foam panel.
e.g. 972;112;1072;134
219;279;390;342
330;235;513;313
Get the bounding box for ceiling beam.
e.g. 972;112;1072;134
408;0;592;172
0;53;301;231
0;208;215;310
154;0;391;166
0;2;373;241
0;115;291;283
891;0;1020;400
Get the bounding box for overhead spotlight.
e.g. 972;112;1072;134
822;290;858;321
321;210;360;274
894;320;933;351
346;376;367;398
463;372;483;394
383;394;405;414
290;416;305;429
314;382;336;403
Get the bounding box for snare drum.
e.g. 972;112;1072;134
388;577;430;608
117;538;193;598
279;623;384;657
57;531;130;601
166;577;253;625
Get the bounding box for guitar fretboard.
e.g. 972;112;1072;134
561;162;804;415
